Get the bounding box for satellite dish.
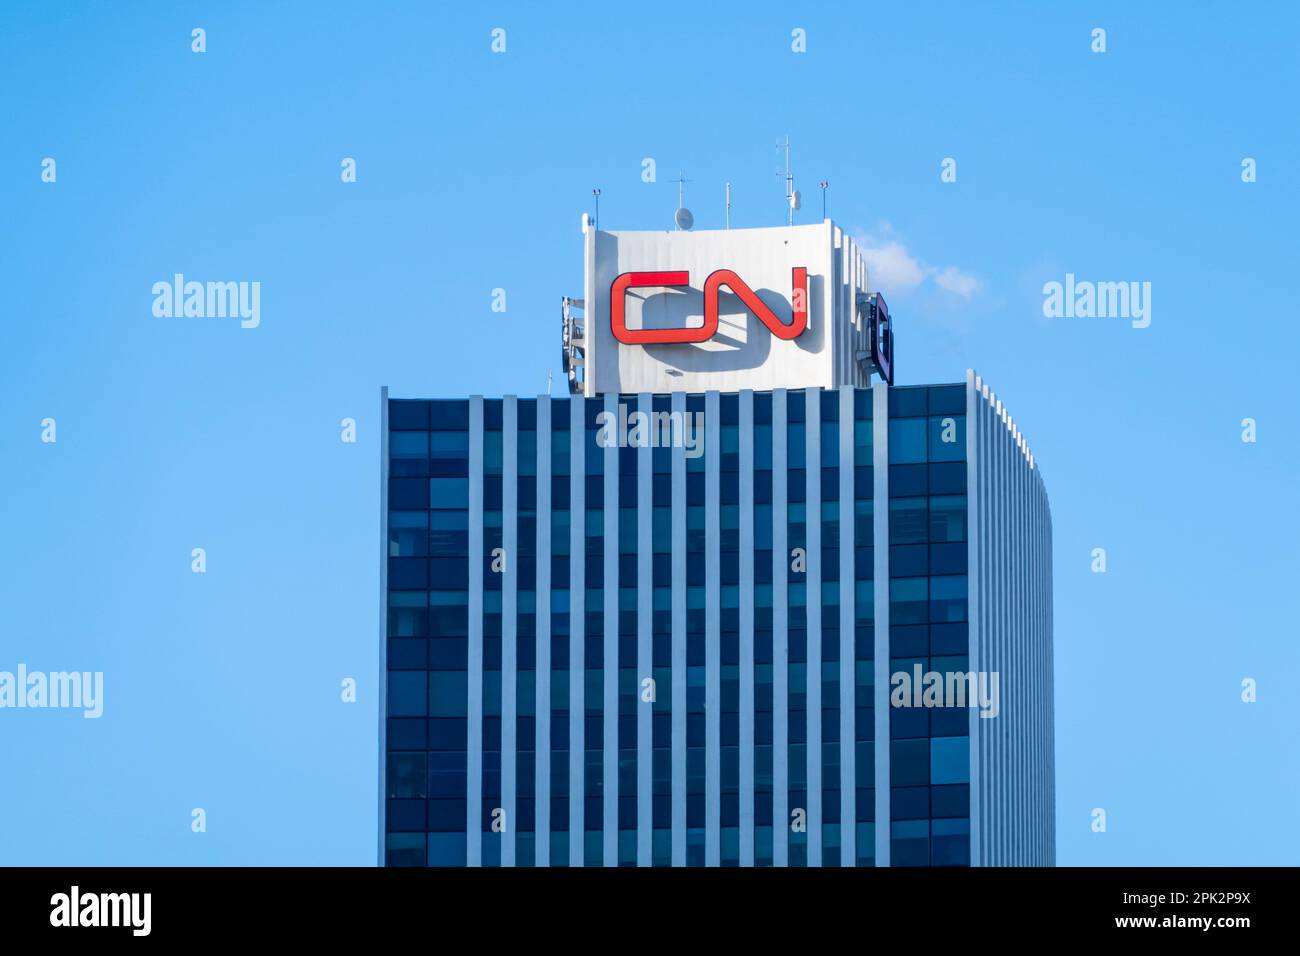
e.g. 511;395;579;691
674;207;694;231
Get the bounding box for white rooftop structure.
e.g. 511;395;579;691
563;220;892;396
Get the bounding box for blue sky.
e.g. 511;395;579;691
1;1;1297;865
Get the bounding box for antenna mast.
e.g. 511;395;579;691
777;136;798;225
673;170;694;230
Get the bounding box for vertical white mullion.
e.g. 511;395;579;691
1017;428;1026;864
1021;438;1029;865
1018;433;1027;864
603;392;618;867
637;393;653;866
1047;477;1055;864
568;398;584;865
985;396;995;866
1035;461;1044;862
999;407;1010;866
502;398;518;867
1007;418;1014;865
1010;425;1019;865
1007;420;1016;865
1043;477;1051;864
1000;404;1009;865
985;404;993;865
1031;468;1039;864
1048;479;1056;864
1029;459;1038;865
988;397;998;865
977;394;986;866
1024;442;1032;864
1014;432;1022;865
965;373;980;867
1024;449;1033;864
994;405;1004;866
1042;475;1049;863
536;396;551;867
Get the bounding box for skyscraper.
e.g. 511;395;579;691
380;222;1053;867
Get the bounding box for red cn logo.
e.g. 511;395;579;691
610;268;809;344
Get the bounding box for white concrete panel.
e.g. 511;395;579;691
585;222;872;395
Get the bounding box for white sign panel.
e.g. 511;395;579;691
580;221;874;395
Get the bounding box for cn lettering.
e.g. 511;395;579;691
610;268;809;344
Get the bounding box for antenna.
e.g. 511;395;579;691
592;188;601;230
777;136;798;225
725;181;731;229
547;370;553;396
673;170;693;230
819;180;829;220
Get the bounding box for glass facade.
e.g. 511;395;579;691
385;398;471;867
886;384;970;866
381;381;1040;867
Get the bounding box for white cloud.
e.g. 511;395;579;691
860;240;927;291
933;265;983;300
854;225;983;300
